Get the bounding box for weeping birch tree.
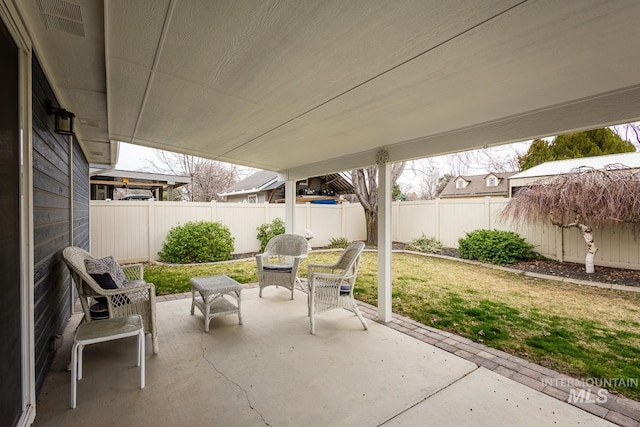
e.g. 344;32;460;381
500;164;640;273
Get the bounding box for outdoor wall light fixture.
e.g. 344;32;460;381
47;101;75;136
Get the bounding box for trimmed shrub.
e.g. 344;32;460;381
406;234;443;254
328;237;350;249
458;229;536;265
256;218;285;252
159;221;234;263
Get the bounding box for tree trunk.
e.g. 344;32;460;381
577;223;598;274
365;208;377;246
552;219;598;273
352;163;405;247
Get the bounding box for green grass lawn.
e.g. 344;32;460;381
144;251;640;400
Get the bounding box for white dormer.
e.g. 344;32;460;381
455;177;468;189
485;173;499;187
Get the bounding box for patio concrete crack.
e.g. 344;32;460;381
377;366;481;426
200;336;272;426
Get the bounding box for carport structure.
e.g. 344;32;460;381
3;1;640;425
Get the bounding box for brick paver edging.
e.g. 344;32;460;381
156;284;640;427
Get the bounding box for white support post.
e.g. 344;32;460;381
147;199;155;262
377;152;392;323
284;179;296;234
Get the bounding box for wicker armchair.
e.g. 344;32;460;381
256;234;309;300
62;246;159;354
307;241;367;334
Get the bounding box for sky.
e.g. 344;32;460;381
116;143;162;172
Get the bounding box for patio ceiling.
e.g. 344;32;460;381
16;0;640;179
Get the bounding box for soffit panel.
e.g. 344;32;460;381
133;72;293;157
299;0;640;130
219;119;336;170
153;0;522;115
106;59;151;142
106;0;169;69
225;0;640;171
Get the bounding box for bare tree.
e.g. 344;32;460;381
352;162;405;245
145;151;239;201
500;165;640;273
611;121;640;151
401;159;441;200
418;161;441;200
476;145;522;173
190;161;238;202
445;151;473;176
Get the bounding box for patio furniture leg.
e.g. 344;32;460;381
353;305;368;331
152;331;159;354
237;290;243;325
204;300;211;332
138;328;145;389
70;342;79;408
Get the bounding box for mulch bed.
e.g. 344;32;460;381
438;247;639;288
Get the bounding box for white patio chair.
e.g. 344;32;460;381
307;241;368;334
62;246;159;354
256;234;309;300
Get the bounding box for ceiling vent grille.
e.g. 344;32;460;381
38;0;85;37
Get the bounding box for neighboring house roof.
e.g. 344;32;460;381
439;172;515;198
509;152;640;180
219;171;279;197
220;171;353;197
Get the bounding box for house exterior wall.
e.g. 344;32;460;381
225;192;269;203
32;55;90;394
0;16;22;426
89;199;640;271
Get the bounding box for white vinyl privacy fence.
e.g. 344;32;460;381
90;199;640;270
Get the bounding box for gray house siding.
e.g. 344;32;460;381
32;55;90;394
73;141;90;248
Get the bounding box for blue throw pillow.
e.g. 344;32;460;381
89;272;118;290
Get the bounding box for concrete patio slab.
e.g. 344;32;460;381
33;288;614;426
382;367;615;426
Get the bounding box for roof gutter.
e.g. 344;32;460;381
89;140;120;177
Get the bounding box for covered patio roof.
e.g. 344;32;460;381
33;288;627;426
16;0;640;178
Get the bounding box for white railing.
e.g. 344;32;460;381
90;199;640;270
